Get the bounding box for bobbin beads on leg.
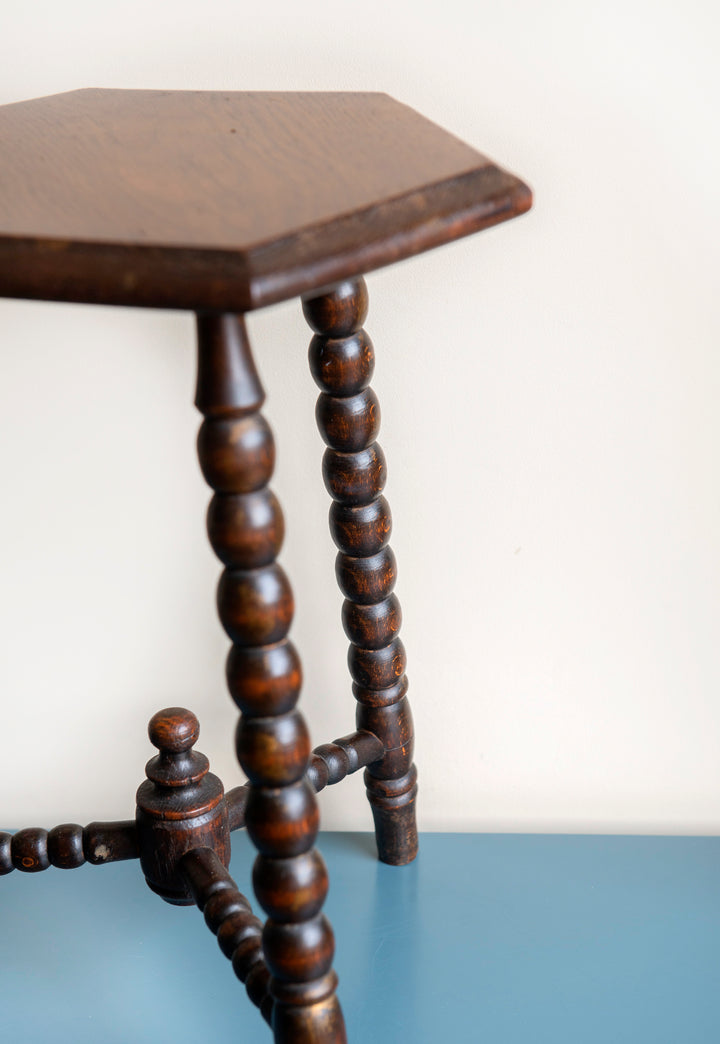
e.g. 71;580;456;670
195;311;347;1040
304;279;418;866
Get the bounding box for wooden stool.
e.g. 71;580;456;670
0;90;530;1042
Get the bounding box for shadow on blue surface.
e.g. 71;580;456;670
2;832;719;1042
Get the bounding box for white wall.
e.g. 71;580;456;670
1;1;719;834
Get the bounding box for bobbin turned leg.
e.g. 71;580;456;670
303;279;418;866
195;314;346;1043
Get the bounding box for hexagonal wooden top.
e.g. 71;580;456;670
0;89;531;312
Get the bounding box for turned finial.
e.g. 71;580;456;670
148;707;200;752
144;707;209;788
136;707;229;905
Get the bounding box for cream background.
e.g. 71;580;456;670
1;1;719;832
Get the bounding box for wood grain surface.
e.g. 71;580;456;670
0;89;531;311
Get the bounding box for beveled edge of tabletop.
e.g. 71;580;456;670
0;166;530;313
0;87;531;313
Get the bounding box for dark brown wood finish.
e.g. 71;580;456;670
225;730;384;832
303;279;418;865
180;847;273;1025
0;87;532;1044
195;313;347;1042
0;820;138;874
0;90;531;311
135;707;230;905
306;730;384;794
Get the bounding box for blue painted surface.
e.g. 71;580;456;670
2;832;720;1042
